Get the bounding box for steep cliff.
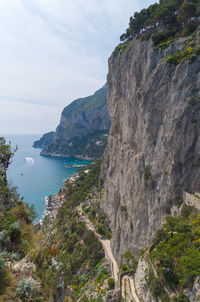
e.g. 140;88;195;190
101;35;200;260
37;84;110;160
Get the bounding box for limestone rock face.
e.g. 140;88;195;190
134;257;153;302
101;38;200;260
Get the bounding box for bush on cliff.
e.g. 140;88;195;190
150;211;200;295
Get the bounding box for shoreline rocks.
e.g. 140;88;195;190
43;193;64;223
41;172;80;224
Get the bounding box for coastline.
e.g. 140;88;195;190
40;172;80;225
40;151;95;161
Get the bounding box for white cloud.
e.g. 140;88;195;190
0;0;155;134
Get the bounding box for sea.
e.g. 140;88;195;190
3;134;91;221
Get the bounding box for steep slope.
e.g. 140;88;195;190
33;131;54;148
0;138;39;301
36;84;110;160
101;34;200;260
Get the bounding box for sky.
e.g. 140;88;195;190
0;0;155;135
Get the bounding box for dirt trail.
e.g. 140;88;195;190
77;205;142;302
128;276;140;302
121;275;140;302
77;205;119;283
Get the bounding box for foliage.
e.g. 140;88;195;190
171;292;190;302
150;211;200;296
33;161;106;300
152;27;178;46
82;197;112;240
120;0;200;43
108;278;115;290
0;137;17;171
16;278;37;301
149;276;166;299
42;85;109;160
112;40;131;57
0;253;7;292
62;160;102;208
144;166;156;189
120;251;138;272
95;263;109;285
164;38;200;64
177;1;197;23
0;137;36;296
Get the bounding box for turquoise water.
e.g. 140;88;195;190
4;134;90;221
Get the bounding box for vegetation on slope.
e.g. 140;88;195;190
62;84;107;118
0;137;38;301
45;130;109;160
0;138;111;301
32;161;111;301
33;131;54;148
148;205;200;301
113;0;200;61
120;0;200;43
39;84;110;160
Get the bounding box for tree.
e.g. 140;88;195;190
0;137;17;171
177;0;196;23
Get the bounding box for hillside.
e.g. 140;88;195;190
33;131;54;149
34;84;110;160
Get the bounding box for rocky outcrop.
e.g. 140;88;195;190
103;289;121;302
33;131;54;148
134;257;153;302
101;37;200;260
36;84;110;160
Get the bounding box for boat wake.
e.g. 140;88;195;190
25;157;34;165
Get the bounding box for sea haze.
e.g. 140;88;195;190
4;134;91;221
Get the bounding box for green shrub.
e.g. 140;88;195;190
164;39;200;65
171;292;190;302
120;263;129;272
0;254;5;271
10;221;21;239
149;276;165;299
16;278;36;301
26;204;37;223
10;251;21;261
152;28;178;46
112;40;130;56
181;204;196;218
180;23;197;37
108;278;115;289
0;230;10;246
150;210;200;293
121;251;138;272
0;253;8;293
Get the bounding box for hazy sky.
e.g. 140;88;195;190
0;0;155;134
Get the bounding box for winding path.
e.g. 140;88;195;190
77;205;119;283
121;275;140;302
77;205;142;302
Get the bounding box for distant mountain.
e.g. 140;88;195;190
33;131;54;148
34;84;110;160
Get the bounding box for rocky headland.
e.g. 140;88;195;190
34;84;110;160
